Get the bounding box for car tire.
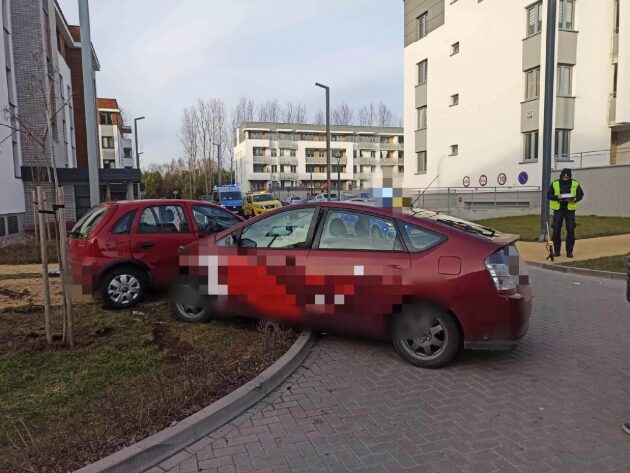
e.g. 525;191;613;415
170;300;215;323
391;304;461;369
100;266;147;310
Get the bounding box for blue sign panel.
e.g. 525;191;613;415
518;171;529;185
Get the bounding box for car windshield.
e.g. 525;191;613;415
252;194;275;202
404;208;500;238
70;205;109;239
219;191;242;201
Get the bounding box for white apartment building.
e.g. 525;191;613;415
97;98;134;169
0;0;24;237
403;0;630;192
234;123;405;193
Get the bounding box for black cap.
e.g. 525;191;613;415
560;168;572;178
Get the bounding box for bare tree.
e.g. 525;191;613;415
377;102;394;127
358;103;377;127
232;96;255;128
313;110;325;125
332;102;354;126
257;99;281;123
197;99;213;195
179;106;200;198
284;101;296;123
295;103;308;123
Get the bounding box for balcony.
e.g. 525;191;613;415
305;156;328;165
612;28;619;64
279;172;298;181
272;140;298;150
398;158;405;166
122;157;135;168
356;157;377;166
379;159;398;167
278;156;298;165
355;141;379;150
379;142;403;151
355;173;372;181
609;93;617;125
253;156;271;164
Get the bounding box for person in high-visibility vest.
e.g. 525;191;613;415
546;168;584;258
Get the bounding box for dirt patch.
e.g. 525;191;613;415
0;277;63;311
0;301;298;472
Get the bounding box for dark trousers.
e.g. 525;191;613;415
552;209;576;254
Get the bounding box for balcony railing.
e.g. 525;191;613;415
553;149;614;170
612;28;619;64
379;143;404;151
305;156;328;165
278;156;298;165
279;172;299;181
253;156;271;164
379;159;398;167
356;157;377;166
609;92;617;125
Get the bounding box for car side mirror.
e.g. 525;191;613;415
240;238;257;248
266;226;293;238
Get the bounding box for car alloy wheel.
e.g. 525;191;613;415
107;274;141;305
392;306;461;368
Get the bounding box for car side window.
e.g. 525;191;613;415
138;205;190;234
318;210;399;251
400;222;444;252
192;205;240;234
111;209;137;234
240;208;316;249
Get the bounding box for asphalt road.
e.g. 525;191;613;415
153;268;630;473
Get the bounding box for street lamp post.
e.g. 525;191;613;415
213;142;222;187
315;82;331;201
335;155;341;200
134;116;145;199
539;0;558;241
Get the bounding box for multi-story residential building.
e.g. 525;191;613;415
97;98;134;169
8;0;139;230
234;123;405;193
0;0;24;237
403;0;630;192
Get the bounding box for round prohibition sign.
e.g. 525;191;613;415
479;175;488;187
463;176;471;188
497;173;507;186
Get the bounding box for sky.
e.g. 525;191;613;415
57;0;404;167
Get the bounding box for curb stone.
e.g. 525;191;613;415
526;261;626;281
74;331;317;473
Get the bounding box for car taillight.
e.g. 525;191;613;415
485;247;517;295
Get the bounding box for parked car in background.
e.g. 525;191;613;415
243;191;282;218
171;203;532;368
201;184;244;216
68;199;243;309
311;192;338;202
283;196;305;206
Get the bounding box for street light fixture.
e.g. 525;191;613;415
134;116;145;199
315;82;332;201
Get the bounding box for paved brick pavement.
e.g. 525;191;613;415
153;268;630;473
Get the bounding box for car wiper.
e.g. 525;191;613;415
434;218;496;237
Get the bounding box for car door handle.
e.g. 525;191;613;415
140;241;155;249
390;264;404;270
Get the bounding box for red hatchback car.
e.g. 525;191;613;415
171;203;532;368
68;199;243;309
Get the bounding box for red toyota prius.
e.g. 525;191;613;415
171;203;532;368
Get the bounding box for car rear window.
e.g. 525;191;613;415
399;222;445;252
70;205;109;239
111;210;137;234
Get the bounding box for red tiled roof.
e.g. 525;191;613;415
97;98;120;110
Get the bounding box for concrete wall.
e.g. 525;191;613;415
551;165;630;217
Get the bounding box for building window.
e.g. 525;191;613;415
450;145;459;156
526;2;543;36
100;112;113;125
525;67;540;100
253;147;266;157
417;106;427;130
271;165;277;173
103;160;115;169
418;60;428;84
523;131;539;161
416;151;427;173
0;217;4;237
417;12;429;39
557;65;573;96
451;42;460;55
555;129;571;159
450;94;459;106
271;148;277;157
7;215;18;234
558;0;575;30
102;136;115;149
290;149;296;157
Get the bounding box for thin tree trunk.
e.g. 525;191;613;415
32;190;39;242
57;187;74;348
37;186;53;345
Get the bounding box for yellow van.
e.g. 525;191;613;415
243;192;282;218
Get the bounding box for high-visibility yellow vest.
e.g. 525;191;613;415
550;179;579;211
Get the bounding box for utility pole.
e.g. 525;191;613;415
315;83;331;201
134;116;145;199
78;0;100;206
539;0;558;241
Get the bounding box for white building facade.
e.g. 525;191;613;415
97;98;134;169
234;123;405;193
0;0;24;237
403;0;630;192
